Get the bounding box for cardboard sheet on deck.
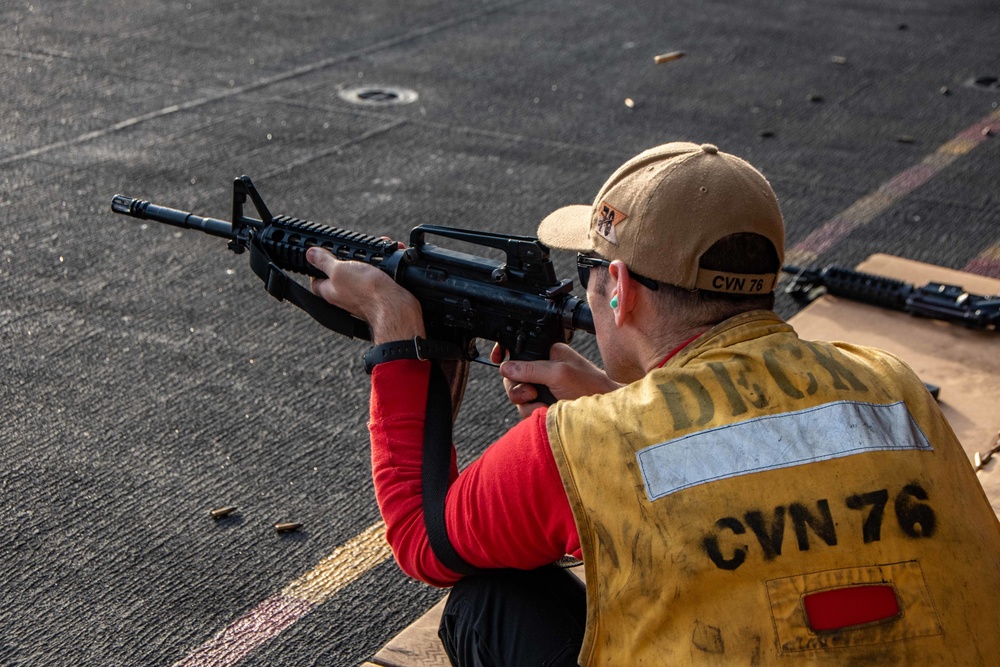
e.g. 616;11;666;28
365;254;1000;667
365;597;450;667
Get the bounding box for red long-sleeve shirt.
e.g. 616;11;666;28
367;333;703;587
368;360;580;587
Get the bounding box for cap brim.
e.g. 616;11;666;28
536;205;595;253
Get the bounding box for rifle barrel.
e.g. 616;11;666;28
112;195;235;240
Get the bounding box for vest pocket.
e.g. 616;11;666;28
765;560;942;652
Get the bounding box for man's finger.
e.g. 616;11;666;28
306;246;336;277
507;381;539;405
499;359;547;386
490;343;507;365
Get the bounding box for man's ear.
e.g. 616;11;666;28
607;260;636;327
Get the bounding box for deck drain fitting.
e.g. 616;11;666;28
338;86;419;106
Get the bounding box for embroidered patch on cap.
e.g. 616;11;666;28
596;202;627;245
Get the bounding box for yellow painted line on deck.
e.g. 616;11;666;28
785;107;1000;268
281;521;394;606
173;521;393;667
964;241;1000;279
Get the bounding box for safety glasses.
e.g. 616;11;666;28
577;254;660;291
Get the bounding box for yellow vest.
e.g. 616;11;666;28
547;311;1000;665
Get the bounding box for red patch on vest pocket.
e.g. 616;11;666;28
803;585;900;632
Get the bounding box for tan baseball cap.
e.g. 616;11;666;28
537;142;785;294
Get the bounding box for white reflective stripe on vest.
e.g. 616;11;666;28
637;400;933;501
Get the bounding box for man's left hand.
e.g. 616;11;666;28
307;246;425;344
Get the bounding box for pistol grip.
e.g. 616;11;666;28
533;384;558;406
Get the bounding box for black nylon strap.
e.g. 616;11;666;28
364;337;464;374
422;361;485;577
247;240;480;576
248;241;371;340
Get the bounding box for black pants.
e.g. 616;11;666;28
438;566;587;667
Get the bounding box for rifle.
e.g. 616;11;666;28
111;176;594;403
782;265;999;331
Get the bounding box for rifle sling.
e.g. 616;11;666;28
248;240;371;340
422;361;487;576
248;240;482;576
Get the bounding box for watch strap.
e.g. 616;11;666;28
364;336;464;374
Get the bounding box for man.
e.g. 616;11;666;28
307;142;1000;665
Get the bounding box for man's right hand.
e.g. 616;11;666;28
492;343;622;418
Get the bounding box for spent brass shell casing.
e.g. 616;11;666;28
275;522;303;533
980;432;1000;466
210;506;237;519
654;51;686;64
974;433;1000;472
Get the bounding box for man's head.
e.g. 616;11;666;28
539;142;784;294
538;142;785;377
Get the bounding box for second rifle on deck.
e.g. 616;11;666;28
782;264;999;331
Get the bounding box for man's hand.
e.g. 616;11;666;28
306;246;425;344
492;342;622;418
